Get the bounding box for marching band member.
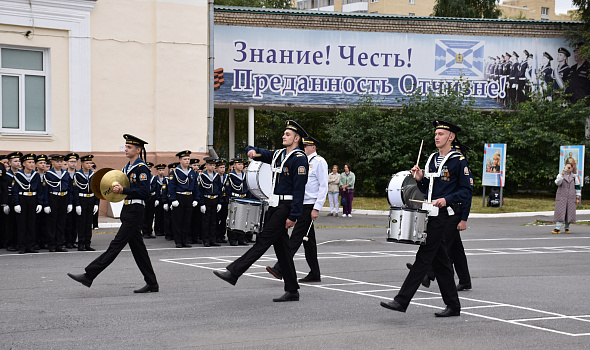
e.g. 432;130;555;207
74;155;98;251
198;157;222;247
44;154;73;252
68;134;159;293
11;153;46;254
168;151;199;248
226;158;249;246
380;120;472;317
213;120;309;302
266;135;328;283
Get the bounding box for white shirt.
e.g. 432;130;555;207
303;151;329;211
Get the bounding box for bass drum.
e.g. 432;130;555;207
246;160;273;201
386;171;424;209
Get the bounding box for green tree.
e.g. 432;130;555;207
215;0;292;8
571;0;590;59
433;0;501;19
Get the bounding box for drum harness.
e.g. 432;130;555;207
422;150;461;217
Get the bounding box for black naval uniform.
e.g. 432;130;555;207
44;167;73;251
65;169;78;248
154;175;166;236
73;169;98;250
4;169;18;251
224;145;308;294
216;172;229;243
142;173;159;238
387;148;472;313
226;169;249;245
11;169;46;253
565;60;590;103
197;170;222;246
168;166;199;247
0;164;6;249
84;158;158;286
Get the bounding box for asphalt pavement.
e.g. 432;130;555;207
2;212;590;349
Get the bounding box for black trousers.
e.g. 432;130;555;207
164;206;173;240
154;201;165;236
16;196;37;251
65;210;77;246
85;203;157;285
142;196;156;236
202;198;219;244
172;194;192;245
191;206;202;243
394;209;461;310
216;202;228;241
47;194;68;249
227;202;299;292
446;229;471;285
35;211;48;247
77;197;94;247
272;204;320;279
5;204;18;249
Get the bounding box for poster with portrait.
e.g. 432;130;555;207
559;145;585;186
482;143;507;187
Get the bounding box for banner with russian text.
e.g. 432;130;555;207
214;25;577;108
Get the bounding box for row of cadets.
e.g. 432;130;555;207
141;162;159;239
64;152;80;249
168;151;200;248
198;157;223;247
225;157;250;246
44;154;74;252
153;163;168;237
10;153;48;254
216;159;229;244
73;154;99;251
190;158;203;245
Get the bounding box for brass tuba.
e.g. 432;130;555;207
90;168;130;202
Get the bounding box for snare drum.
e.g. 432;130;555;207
227;198;267;233
399;208;417;243
386;207;402;242
412;209;428;245
386;171;424;209
246;161;273;201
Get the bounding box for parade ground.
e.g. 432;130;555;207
2;213;590;349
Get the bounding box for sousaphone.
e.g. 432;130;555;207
90;168;130;202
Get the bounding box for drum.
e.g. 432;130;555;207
246;161;273;201
399;208;417;242
386;171;424;209
227;198;267;233
412;209;428;245
386;207;402;242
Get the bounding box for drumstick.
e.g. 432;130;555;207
409;199;434;204
416;139;424;167
302;221;314;242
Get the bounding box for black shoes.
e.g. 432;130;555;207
299;275;321;283
434;306;460;317
67;273;93;288
210;242;221;247
456;283;472;291
176;244;183;248
182;244;192;248
78;246;86;251
266;266;283;280
85;246;96;251
380;300;407;313
53;247;68;252
213;269;238;286
273;291;299;302
237;240;249;246
134;284;159;293
229;241;238;246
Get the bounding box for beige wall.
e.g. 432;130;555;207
369;0;435;16
0;24;70;152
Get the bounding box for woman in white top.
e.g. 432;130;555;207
327;165;340;216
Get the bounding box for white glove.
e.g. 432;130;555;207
67;204;72;213
44;207;51;214
163;204;169;211
154;200;159;207
36;205;42;214
172;200;179;208
216;204;221;212
200;206;206;214
14;205;21;214
192;201;198;207
76;206;82;216
2;205;9;215
93;205;98;215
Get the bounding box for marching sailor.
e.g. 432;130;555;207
213;120;309;302
68;134;159;293
226;158;250;246
380;120;472;317
266;135;328;283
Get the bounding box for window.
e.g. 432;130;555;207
1;47;49;134
371;0;378;3
409;0;415;4
409;12;415;16
541;7;549;15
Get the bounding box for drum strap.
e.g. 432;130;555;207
268;148;304;206
423;151;459;213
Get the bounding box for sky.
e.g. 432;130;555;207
554;0;578;14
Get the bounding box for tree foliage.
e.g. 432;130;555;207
215;0;292;8
571;0;590;60
432;0;501;19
